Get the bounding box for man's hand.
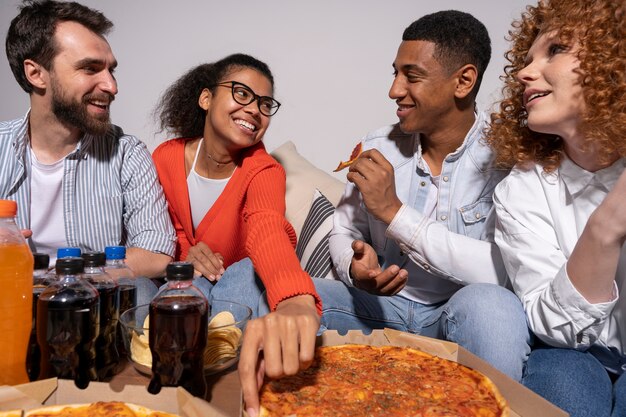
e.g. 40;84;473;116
351;240;408;295
238;294;319;417
21;229;32;239
346;149;403;224
185;242;224;281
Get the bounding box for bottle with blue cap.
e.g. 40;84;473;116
104;246;136;360
82;251;119;380
57;247;81;259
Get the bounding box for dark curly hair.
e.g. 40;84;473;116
486;0;626;172
6;0;112;94
403;10;491;98
155;53;275;139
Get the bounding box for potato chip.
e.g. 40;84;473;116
130;330;151;367
204;311;242;366
209;311;236;328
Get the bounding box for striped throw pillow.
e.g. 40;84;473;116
296;189;338;279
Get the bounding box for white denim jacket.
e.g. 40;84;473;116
329;112;510;304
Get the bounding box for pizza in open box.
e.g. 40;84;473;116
24;401;179;417
259;344;509;417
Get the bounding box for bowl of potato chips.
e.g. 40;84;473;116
119;299;252;375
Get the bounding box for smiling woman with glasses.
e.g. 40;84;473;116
151;53;322;415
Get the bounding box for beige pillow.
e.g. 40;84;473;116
270;141;345;238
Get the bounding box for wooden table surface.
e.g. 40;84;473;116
109;359;242;416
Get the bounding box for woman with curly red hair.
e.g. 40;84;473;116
487;0;625;415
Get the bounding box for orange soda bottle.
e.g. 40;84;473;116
0;199;34;385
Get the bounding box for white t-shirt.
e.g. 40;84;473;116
29;147;66;262
186;139;231;230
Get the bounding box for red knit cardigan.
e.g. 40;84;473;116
152;138;321;313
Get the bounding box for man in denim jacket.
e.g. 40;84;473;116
315;10;531;381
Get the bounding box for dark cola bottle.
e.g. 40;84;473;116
82;251;120;381
26;253;52;381
148;262;209;398
104;246;136;364
37;257;100;389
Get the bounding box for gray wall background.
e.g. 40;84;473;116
0;1;528;177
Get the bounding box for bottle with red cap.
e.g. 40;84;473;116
0;199;34;385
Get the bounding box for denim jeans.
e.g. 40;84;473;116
134;277;159;307
522;346;626;417
313;279;531;381
152;258;266;318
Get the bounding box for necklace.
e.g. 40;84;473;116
206;152;234;168
203;139;234;168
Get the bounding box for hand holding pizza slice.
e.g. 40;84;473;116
333;142;362;172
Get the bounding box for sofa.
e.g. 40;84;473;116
269;141;346;279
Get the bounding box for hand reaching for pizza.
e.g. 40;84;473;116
345;148;403;224
350;240;408;296
238;294;319;417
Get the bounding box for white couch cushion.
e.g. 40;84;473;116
270;141;345;238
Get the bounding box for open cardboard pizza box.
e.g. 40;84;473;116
294;329;568;417
0;329;568;417
0;378;228;417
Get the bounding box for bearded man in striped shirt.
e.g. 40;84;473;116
1;0;176;282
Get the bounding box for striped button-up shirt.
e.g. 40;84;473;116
0;113;176;257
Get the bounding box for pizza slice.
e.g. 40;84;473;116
333;142;362;172
24;401;180;417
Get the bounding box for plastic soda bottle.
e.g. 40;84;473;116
104;246;136;360
104;246;136;312
37;257;100;388
57;247;81;257
148;262;209;398
0;199;34;385
82;251;120;380
27;252;52;381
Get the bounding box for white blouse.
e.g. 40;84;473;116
494;157;625;353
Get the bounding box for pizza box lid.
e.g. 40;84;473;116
0;378;230;417
305;329;568;417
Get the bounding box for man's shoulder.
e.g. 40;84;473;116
361;124;415;158
0;117;28;155
0;117;27;137
88;125;146;152
107;125;143;146
362;124;410;144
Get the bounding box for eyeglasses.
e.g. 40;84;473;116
213;81;281;116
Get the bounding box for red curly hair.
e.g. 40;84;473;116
486;0;626;172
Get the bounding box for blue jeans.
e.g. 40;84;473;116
193;258;265;318
313;279;531;381
153;258;266;318
134;277;159;307
523;346;626;417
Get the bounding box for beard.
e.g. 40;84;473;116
51;79;114;136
